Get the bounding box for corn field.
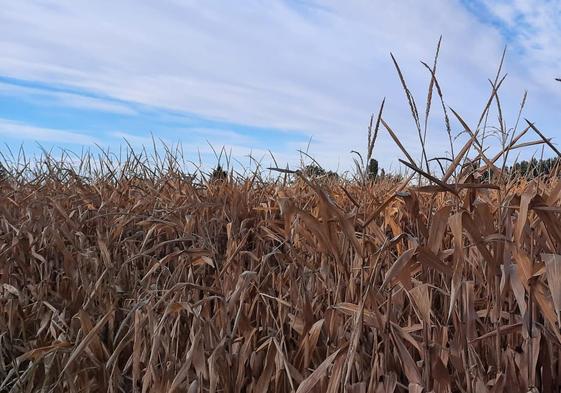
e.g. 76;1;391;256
2;48;561;392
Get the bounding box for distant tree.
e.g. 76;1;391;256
368;158;379;180
210;164;227;181
303;164;338;179
509;157;560;178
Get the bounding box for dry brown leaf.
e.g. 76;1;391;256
295;348;342;393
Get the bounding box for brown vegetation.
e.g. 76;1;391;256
1;144;561;392
2;44;561;392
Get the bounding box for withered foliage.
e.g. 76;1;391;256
2;46;561;392
1;149;561;393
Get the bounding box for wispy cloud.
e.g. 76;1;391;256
109;131;161;147
476;1;561;79
0;1;559;169
0;80;136;115
0;118;100;145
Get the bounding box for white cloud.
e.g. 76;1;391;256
0;81;136;115
109;131;161;147
479;0;561;80
0;0;559;168
52;93;136;115
0;118;100;145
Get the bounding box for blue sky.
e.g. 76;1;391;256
0;0;560;171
